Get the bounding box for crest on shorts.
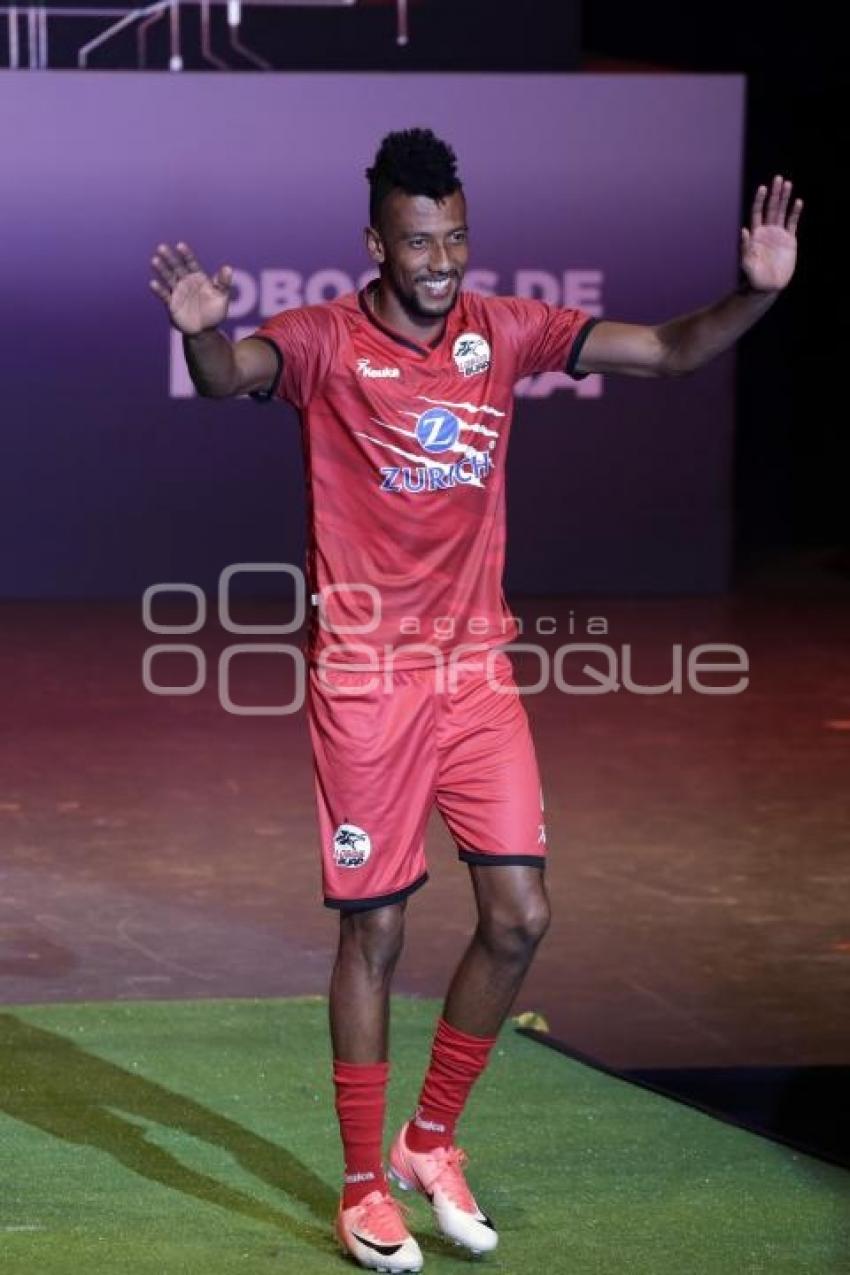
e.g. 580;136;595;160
332;823;372;869
452;332;491;377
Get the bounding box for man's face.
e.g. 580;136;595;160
367;189;469;322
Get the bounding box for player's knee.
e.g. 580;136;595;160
339;904;405;980
479;896;550;962
522;896;551;947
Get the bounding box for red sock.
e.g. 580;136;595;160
407;1018;497;1153
333;1059;390;1207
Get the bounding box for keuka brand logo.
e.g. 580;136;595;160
414;1108;446;1133
357;358;401;379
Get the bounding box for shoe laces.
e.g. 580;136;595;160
355;1190;413;1242
430;1146;478;1214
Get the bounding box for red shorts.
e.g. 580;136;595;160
306;651;547;911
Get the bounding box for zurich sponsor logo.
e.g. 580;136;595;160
380;452;494;493
415;407;461;454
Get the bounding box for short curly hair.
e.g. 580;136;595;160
366;128;463;227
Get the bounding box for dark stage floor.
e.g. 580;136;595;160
2;564;848;1094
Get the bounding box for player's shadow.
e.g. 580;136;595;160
0;1012;338;1253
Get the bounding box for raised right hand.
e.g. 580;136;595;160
149;242;232;335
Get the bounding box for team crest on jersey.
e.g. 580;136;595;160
453;332;491;377
332;823;372;868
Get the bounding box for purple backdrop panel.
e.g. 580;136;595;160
0;72;743;598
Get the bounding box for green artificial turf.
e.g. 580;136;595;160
1;997;847;1274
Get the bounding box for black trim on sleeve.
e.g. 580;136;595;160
324;871;429;912
248;335;284;402
565;316;601;381
458;850;546;868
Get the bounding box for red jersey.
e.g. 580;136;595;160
253;286;596;670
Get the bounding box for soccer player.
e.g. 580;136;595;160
150;129;801;1272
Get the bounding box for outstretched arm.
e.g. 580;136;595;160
573;175;803;378
149;242;279;398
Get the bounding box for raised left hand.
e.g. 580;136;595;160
741;174;803;292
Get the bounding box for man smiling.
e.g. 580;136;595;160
150;128;801;1272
